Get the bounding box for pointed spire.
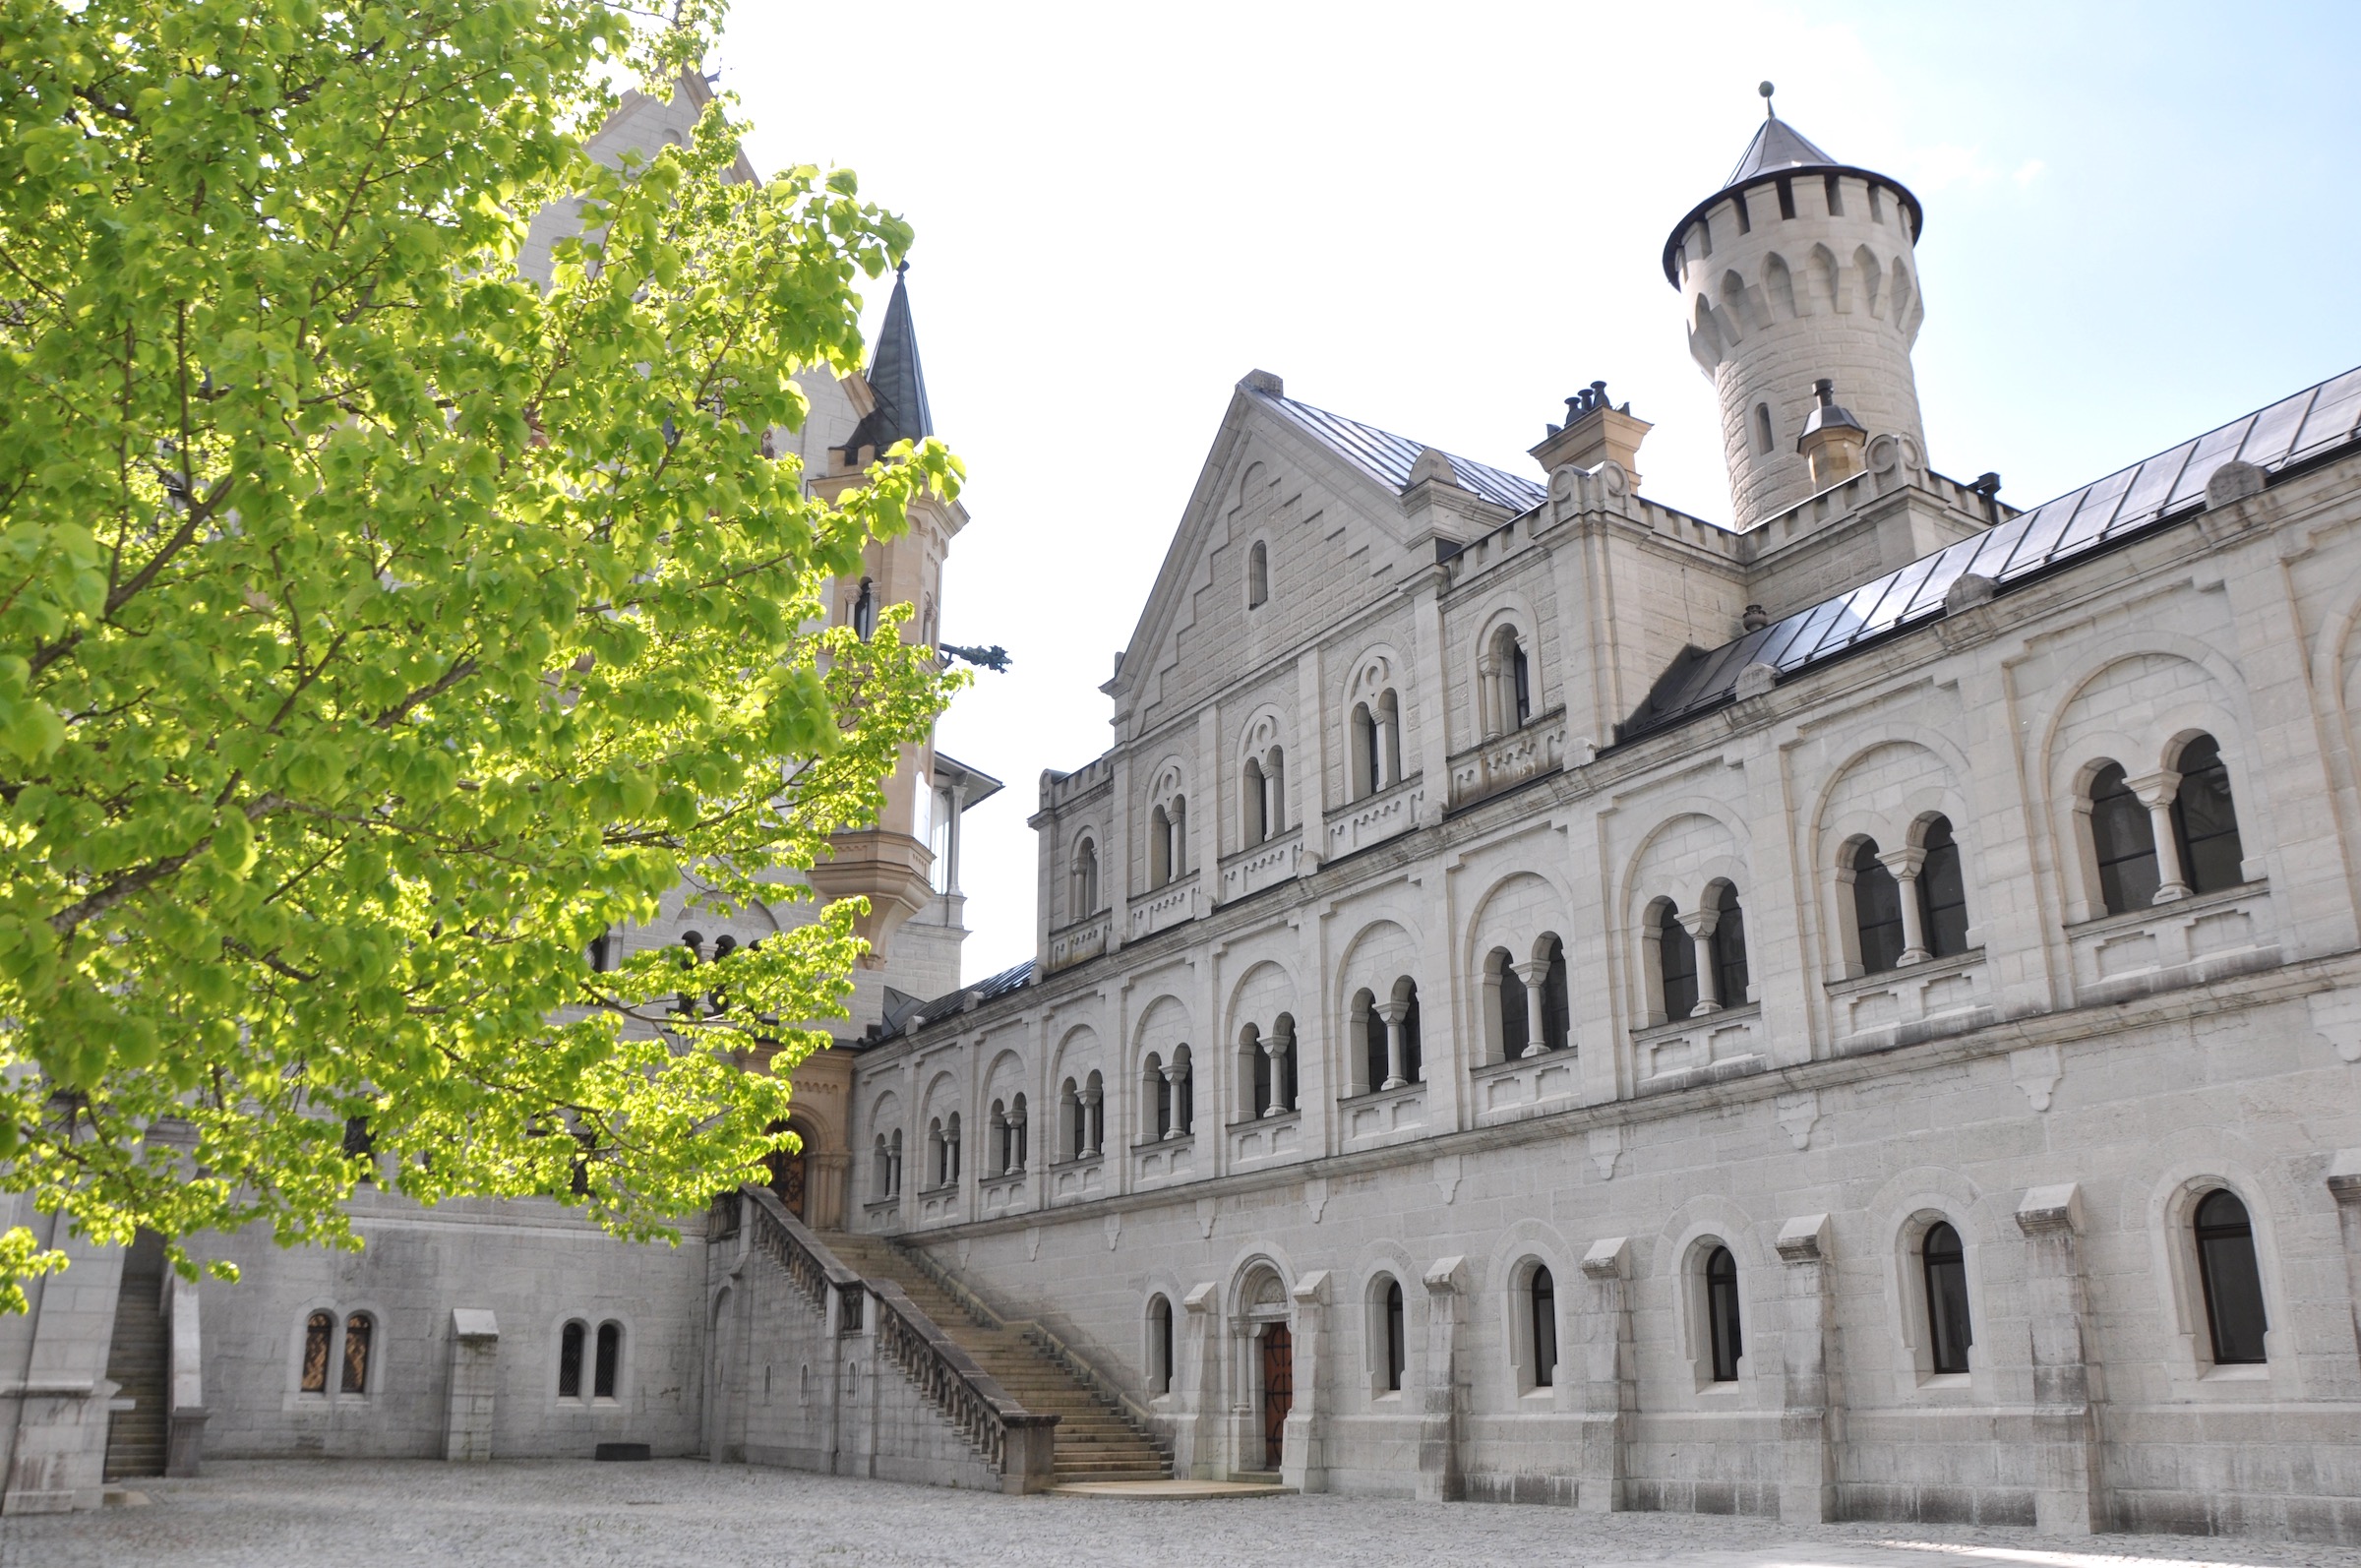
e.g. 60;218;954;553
1723;82;1839;187
846;262;934;453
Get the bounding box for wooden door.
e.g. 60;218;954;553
1260;1322;1293;1470
769;1149;807;1219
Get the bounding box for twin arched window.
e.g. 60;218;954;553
1483;626;1534;738
1143;1048;1193;1140
299;1309;375;1396
1848;815;1970;973
1353;980;1423;1094
1059;1072;1105;1162
1241;1015;1298;1118
1487;937;1571;1060
1654;887;1749;1022
872;1128;903;1199
1148;796;1188;886
1070;837;1100;921
1243;749;1286;844
558;1319;624;1402
2088;733;2245;916
1351;692;1403;799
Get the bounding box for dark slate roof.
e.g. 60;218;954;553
1250;387;1547;513
1661;112;1923;284
875;958;1035;1042
1725;113;1836;186
1617;365;2361;744
845;265;933;453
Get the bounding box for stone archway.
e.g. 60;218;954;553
1235;1264;1292;1477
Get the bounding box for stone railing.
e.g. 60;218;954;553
1447;709;1567;810
1128;874;1201;940
1220;829;1302;903
887;1236;1168;1456
1045;914;1114;974
1325;774;1425;860
741;1187;1059;1492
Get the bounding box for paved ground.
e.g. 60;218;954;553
8;1461;2361;1568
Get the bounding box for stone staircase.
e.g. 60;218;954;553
822;1233;1170;1484
102;1234;168;1481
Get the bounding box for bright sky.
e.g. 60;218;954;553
717;1;2361;985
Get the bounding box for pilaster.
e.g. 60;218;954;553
1576;1236;1635;1512
1772;1214;1840;1523
1416;1254;1468;1501
2014;1183;2106;1534
1282;1270;1331;1492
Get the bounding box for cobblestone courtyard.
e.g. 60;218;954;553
10;1463;2361;1568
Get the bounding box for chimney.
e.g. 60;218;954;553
1531;381;1651;491
1796;378;1867;489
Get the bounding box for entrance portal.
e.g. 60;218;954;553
1260;1322;1293;1470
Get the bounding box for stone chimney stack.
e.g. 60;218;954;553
1531;381;1652;491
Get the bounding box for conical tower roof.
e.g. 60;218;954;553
1661;91;1922;285
846;263;934;452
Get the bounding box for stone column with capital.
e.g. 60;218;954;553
1260;1032;1290;1116
1880;846;1931;964
1773;1215;1841;1523
1576;1236;1635;1512
1675;908;1723;1015
1515;959;1552;1055
1283;1271;1331;1492
1416;1256;1469;1502
1376;1000;1409;1090
2015;1183;2106;1533
2126;770;2191;903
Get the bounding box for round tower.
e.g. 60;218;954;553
1664;87;1928;529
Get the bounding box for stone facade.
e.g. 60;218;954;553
838;115;2361;1539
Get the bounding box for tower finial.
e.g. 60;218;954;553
1759;80;1776;118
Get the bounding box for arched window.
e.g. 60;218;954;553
1169;797;1187;879
559;1319;587;1399
1072;838;1099;919
1243;758;1268;844
1149;1296;1175;1395
1851;838;1906;973
1271;1013;1297;1113
1084;1070;1105;1155
1146;1054;1171;1140
2089;762;2160;914
873;1134;891;1198
1530;1265;1557;1388
989;1099;1009;1176
927;1117;946;1188
1352;703;1379;799
1246;541;1269;609
1060;1077;1082;1162
1490;948;1528;1059
1243;1025;1271;1118
1921;1223;1971;1375
1148;806;1172;886
1395;979;1423;1085
1263;748;1286;837
2194;1189;2269;1365
1383;1278;1407;1392
300;1310;333;1394
1540;935;1571;1052
944;1114;960;1182
594;1321;622;1399
1709;885;1749;1007
2170;735;2245;895
1170;1046;1193;1135
1010;1094;1028;1171
1657;901;1698;1021
1510;640;1531;728
887;1128;903;1196
1705;1247;1742;1382
341;1312;374;1394
1377;691;1403;784
1918;816;1969;957
1353;989;1382;1096
1753;402;1775;454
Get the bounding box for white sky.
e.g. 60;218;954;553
716;1;2361;985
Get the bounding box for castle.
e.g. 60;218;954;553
9;82;2361;1544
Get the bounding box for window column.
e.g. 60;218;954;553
2126;770;2192;903
1514;958;1552;1056
1375;999;1410;1090
1675;908;1723;1015
1478;653;1502;737
1880;846;1931;965
1261;1027;1293;1116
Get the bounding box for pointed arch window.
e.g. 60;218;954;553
1922;1222;1972;1375
2194;1189;2269;1365
2170;735;2244;895
300;1310;333;1394
2089;762;2160;914
1705;1247;1742;1382
340;1312;374;1394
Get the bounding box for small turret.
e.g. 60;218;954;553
1665;85;1930;528
1796;378;1867;487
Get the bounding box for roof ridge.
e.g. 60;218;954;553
1251;388;1546;512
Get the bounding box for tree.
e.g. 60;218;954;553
0;0;962;1303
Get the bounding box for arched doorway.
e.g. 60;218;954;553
763;1116;812;1221
1260;1322;1293;1469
